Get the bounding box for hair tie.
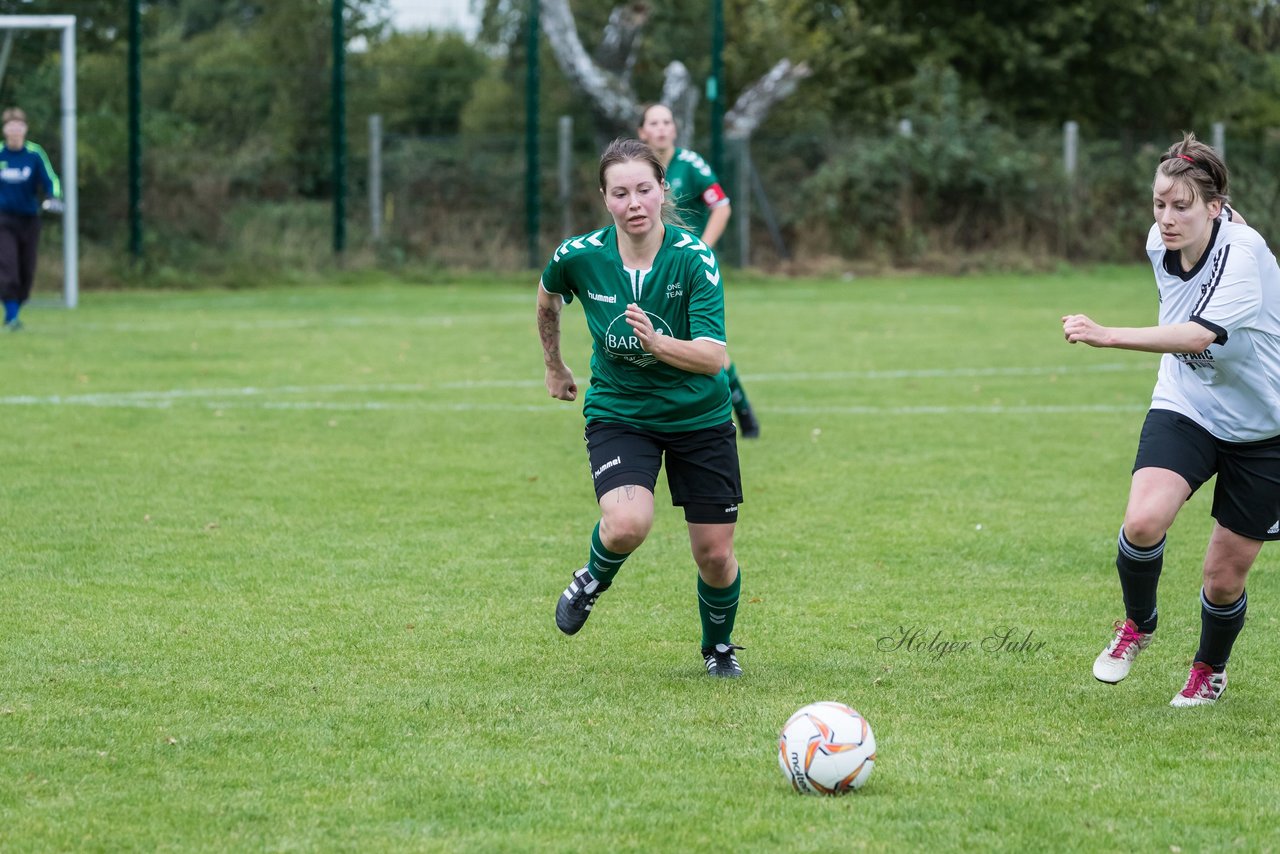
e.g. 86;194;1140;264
1177;154;1198;166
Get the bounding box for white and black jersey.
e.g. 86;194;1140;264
1147;217;1280;442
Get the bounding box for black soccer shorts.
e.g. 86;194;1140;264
584;419;743;524
1134;408;1280;541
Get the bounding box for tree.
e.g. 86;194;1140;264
352;31;489;136
767;0;1275;135
538;0;809;144
475;0;812;145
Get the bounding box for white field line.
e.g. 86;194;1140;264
0;383;429;408
73;314;531;333
438;361;1152;389
743;362;1148;382
221;401;1149;416
0;397;1145;416
0;362;1150;413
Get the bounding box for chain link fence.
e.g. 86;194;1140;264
369;121;1280;274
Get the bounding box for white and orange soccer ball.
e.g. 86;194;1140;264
777;701;876;795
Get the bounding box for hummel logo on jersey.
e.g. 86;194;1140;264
1268;520;1279;535
587;291;616;303
593;456;622;479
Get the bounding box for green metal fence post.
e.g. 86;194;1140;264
709;0;724;178
332;0;346;255
128;0;142;260
526;0;541;268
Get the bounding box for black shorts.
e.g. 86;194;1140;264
1134;408;1280;541
584;419;743;524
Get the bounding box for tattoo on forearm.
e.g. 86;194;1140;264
537;304;561;363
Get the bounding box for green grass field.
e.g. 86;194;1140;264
3;268;1278;851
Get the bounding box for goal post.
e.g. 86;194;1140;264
0;15;77;308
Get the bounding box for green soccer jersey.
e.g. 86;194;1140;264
665;147;729;238
541;224;732;431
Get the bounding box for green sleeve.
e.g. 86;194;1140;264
540;244;576;304
685;242;726;345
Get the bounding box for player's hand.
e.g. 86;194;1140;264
41;198;64;215
624;303;664;354
545;363;577;401
1062;313;1110;347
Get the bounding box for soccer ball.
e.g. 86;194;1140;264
777;701;876;795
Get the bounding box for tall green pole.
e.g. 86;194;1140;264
128;0;142;259
331;0;347;255
708;0;724;177
525;0;541;268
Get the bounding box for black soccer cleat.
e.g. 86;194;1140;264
702;643;745;678
736;407;760;439
556;565;610;635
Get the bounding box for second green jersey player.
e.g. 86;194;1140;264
665;147;728;239
638;103;760;439
538;137;747;678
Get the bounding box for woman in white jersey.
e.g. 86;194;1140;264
1063;132;1280;706
537;138;747;678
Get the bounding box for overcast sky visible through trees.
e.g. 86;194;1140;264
389;0;479;35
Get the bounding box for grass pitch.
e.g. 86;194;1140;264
2;268;1278;851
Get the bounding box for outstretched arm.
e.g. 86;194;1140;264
1062;314;1217;353
537;285;578;400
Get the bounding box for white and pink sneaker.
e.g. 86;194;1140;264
1170;662;1226;707
1093;618;1154;683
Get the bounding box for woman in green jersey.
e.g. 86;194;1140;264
638;103;761;439
537;137;747;678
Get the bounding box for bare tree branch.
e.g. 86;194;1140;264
724;59;812;139
541;0;639;130
594;2;650;86
660;61;698;145
541;0;809;143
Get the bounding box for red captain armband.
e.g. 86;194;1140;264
701;183;729;207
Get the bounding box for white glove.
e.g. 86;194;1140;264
41;198;65;214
